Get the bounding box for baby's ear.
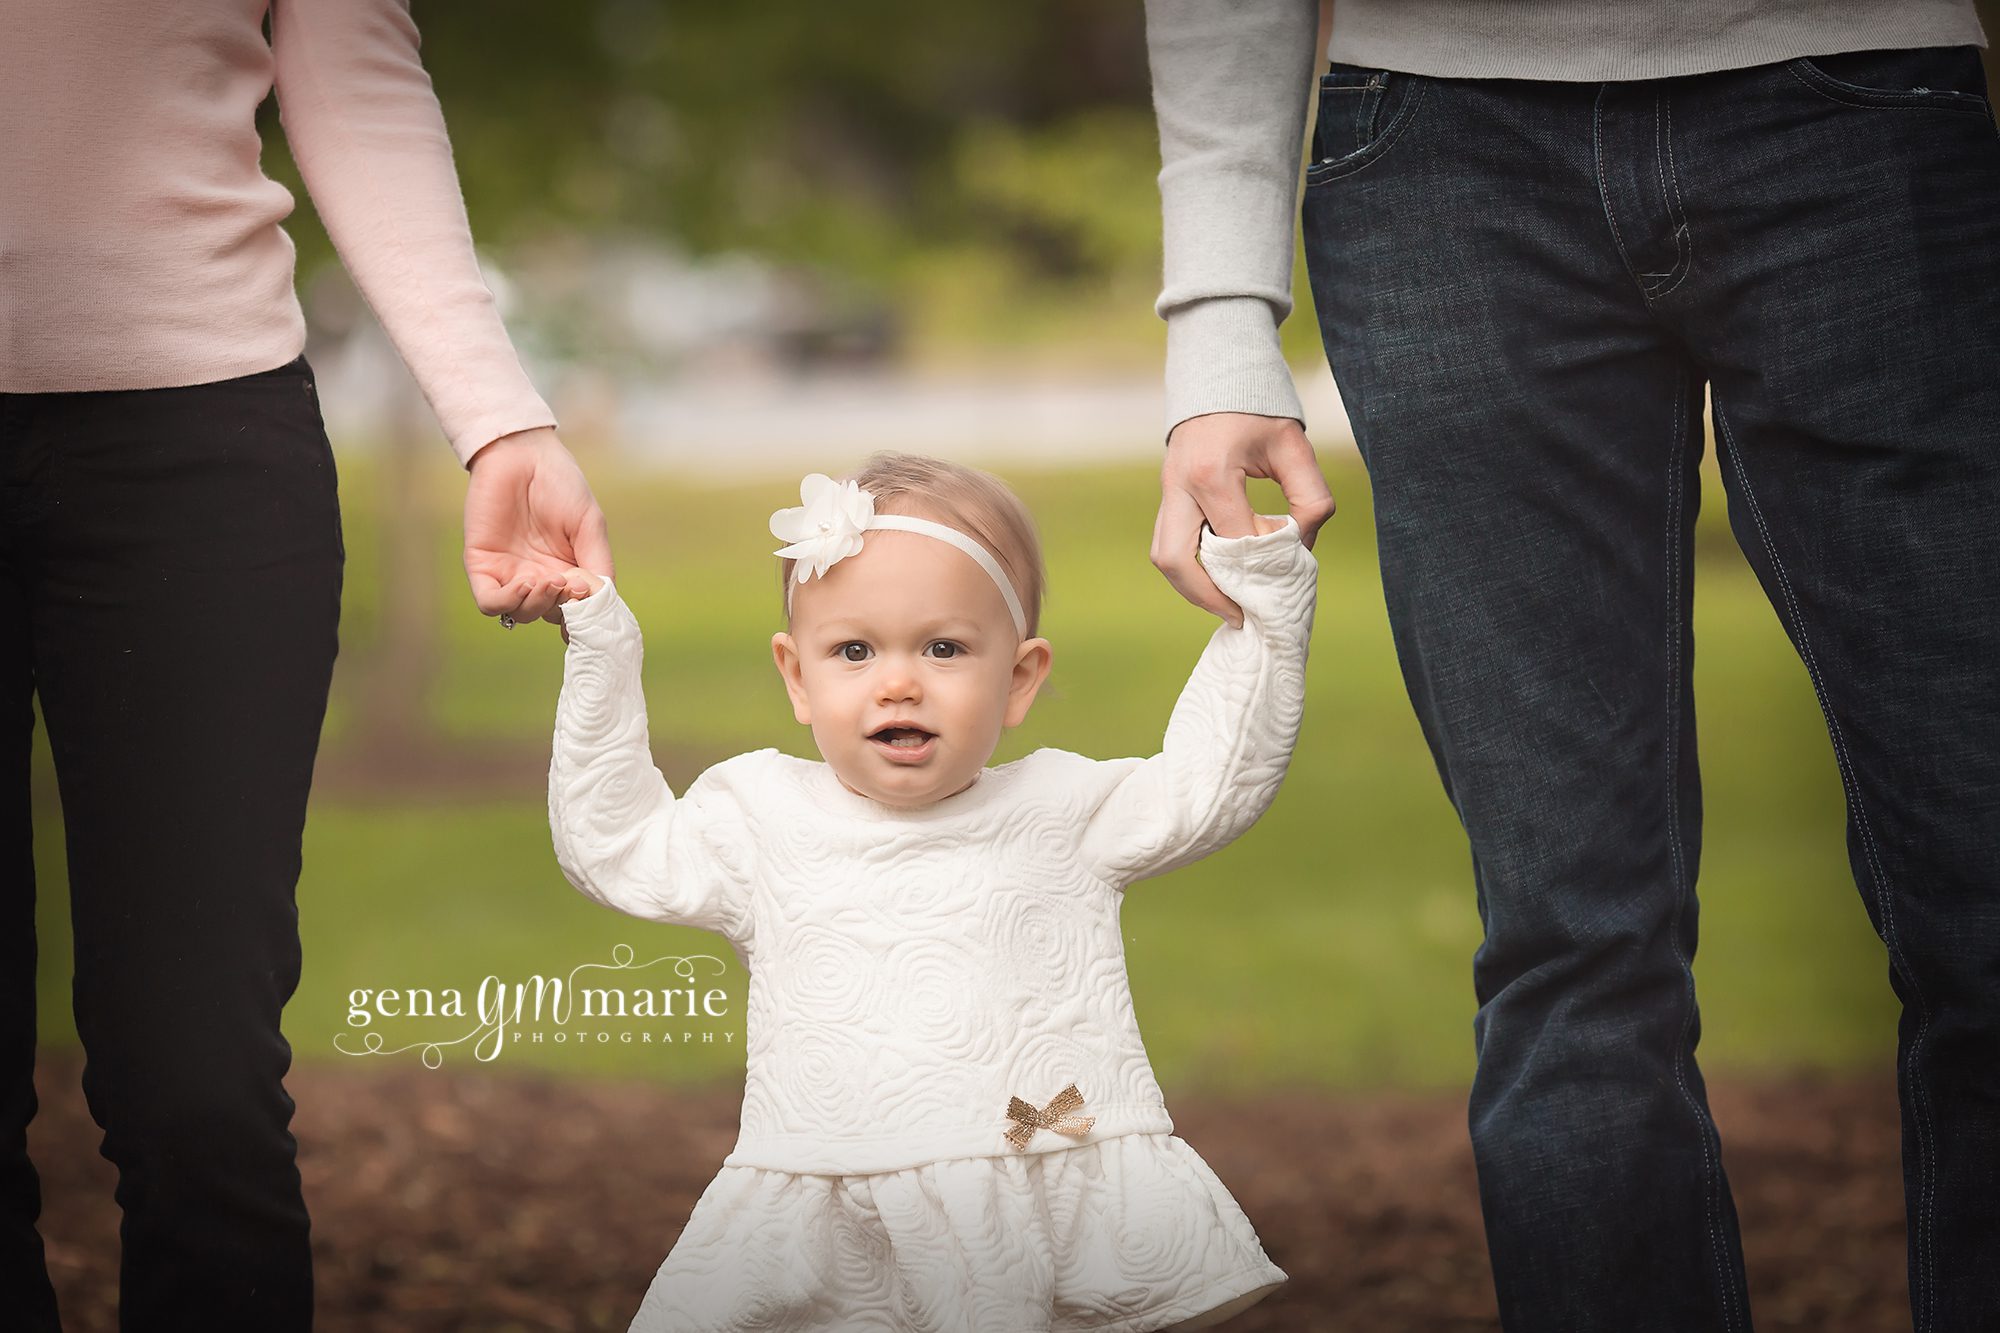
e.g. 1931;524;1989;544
1004;638;1054;728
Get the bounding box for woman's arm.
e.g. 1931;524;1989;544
1077;517;1318;887
270;0;555;469
548;577;756;941
1144;0;1320;437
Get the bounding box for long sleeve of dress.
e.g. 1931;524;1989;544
270;0;558;468
548;578;757;943
1077;517;1318;887
1144;0;1320;437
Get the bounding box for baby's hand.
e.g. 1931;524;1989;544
553;567;605;645
1251;514;1287;537
555;566;604;601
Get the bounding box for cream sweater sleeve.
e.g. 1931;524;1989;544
1077;518;1318;886
548;578;757;943
270;0;557;468
1145;0;1320;438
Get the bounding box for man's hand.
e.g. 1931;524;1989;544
463;426;614;625
1155;411;1335;627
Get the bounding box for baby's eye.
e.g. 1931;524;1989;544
925;641;963;660
837;642;871;663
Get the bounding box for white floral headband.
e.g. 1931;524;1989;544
770;473;1029;640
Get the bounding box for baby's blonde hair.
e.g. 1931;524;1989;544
777;452;1047;638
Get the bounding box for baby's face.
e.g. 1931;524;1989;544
771;528;1052;808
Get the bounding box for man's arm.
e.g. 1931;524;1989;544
1145;0;1336;623
1147;0;1320;434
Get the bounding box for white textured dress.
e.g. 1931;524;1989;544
548;517;1317;1333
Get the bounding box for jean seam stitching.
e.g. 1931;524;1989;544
1714;400;1937;1330
1352;80;1380;152
1663;379;1738;1333
1593;87;1642;296
1642;95;1681;298
1304;76;1429;184
1650;94;1694;300
1786;60;1991;115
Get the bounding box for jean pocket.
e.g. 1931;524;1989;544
1788;45;1993;115
1306;62;1429;184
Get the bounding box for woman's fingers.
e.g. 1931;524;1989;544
512;576;567;624
467;562;563;619
465;566;519;618
463;427;616;616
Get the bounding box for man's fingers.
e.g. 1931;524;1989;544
1181;458;1259;539
1268;429;1339;550
1151;487;1245;628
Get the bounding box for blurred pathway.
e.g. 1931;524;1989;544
30;1051;1909;1332
312;332;1356;479
606;364;1357;479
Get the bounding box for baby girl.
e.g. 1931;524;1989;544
547;451;1317;1331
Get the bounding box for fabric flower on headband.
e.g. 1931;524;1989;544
770;473;875;584
768;471;1032;639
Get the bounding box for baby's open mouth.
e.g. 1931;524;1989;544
869;726;935;749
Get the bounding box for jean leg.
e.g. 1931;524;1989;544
1664;49;2000;1331
1302;70;1751;1330
20;358;342;1332
0;393;60;1331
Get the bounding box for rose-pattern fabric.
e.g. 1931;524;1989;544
548;517;1316;1331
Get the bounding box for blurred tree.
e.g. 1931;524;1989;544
255;1;2000;367
262;0;1154;295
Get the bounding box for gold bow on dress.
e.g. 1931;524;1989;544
1003;1082;1096;1152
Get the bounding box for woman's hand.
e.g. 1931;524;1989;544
1155;411;1335;627
462;426;614;625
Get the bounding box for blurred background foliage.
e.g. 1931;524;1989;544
261;0;1192;372
29;3;2000;1095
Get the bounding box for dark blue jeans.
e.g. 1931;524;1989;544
1302;46;2000;1333
0;356;341;1330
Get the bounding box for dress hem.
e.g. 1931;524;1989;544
1094;1260;1289;1333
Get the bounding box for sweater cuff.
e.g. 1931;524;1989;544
1163;297;1306;441
1196;515;1316;633
452;401;562;470
557;576;634;649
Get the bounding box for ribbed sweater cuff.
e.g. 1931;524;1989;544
451;400;561;470
1162;297;1306;441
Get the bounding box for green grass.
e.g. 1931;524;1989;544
31;448;1895;1095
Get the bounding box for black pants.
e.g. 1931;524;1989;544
0;355;342;1330
1302;46;2000;1331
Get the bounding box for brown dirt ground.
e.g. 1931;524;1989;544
27;1052;1911;1332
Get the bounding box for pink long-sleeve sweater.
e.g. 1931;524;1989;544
0;0;555;467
